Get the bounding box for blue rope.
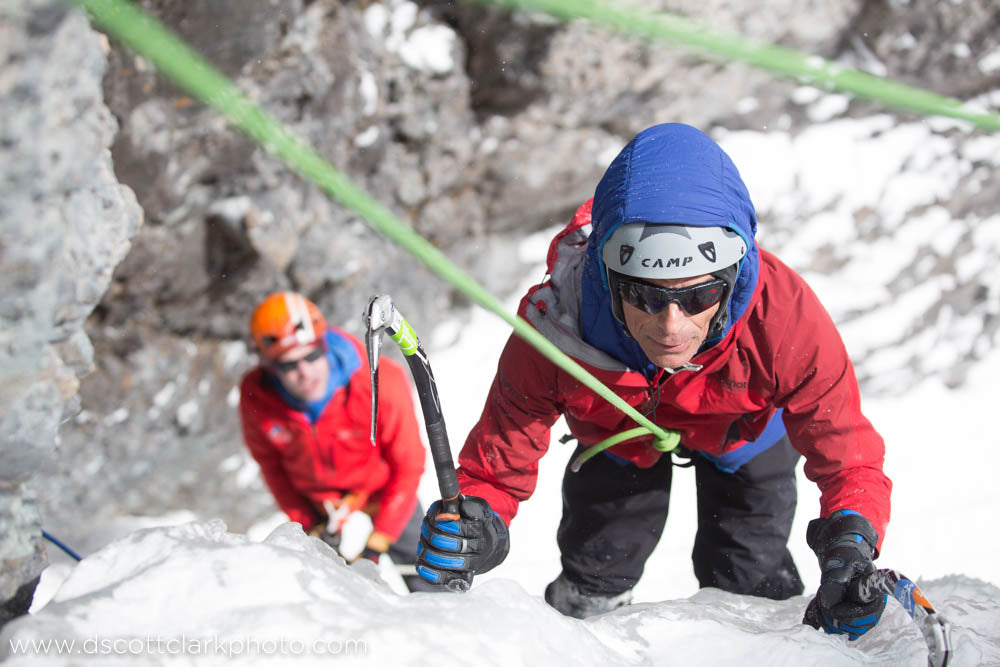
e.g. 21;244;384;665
42;529;83;562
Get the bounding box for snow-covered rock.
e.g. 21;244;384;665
4;520;998;665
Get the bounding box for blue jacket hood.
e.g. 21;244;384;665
581;123;760;376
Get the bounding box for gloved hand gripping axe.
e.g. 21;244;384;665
851;568;952;667
364;295;463;538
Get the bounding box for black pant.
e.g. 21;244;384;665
556;437;804;600
388;502;424;566
1;576;40;628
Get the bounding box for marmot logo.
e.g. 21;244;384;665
620;244;635;265
719;376;748;392
699;241;717;262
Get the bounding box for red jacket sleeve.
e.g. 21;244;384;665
771;272;892;550
370;358;425;540
456;333;564;525
238;375;321;529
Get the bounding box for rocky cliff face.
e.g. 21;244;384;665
0;0;142;620
2;0;998;613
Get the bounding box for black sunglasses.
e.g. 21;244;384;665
271;345;325;373
618;277;726;316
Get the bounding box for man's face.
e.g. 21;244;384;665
270;343;330;402
620;273;722;369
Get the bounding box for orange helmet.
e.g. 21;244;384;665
249;291;327;360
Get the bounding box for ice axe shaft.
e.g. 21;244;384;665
364;295;462;518
851;568;951;667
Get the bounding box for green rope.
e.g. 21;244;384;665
70;0;997;469
570;427;680;472
69;0;674;447
472;0;1000;133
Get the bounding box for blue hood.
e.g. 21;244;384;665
581;123;760;376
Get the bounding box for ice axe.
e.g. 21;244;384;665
850;568;952;667
364;295;467;591
323;499;353;535
321;491;370;541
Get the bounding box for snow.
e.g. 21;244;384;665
150;383;176;420
718;120;999;395
354;126;380;148
978;47;1000;74
102;407;129;426
12;203;1000;664
396;25;456;75
735;96;759;114
218;341;247;372
7;521;1000;665
358;70;378;116
8;68;1000;667
365;0;456;74
175;400;199;428
806;93;850;122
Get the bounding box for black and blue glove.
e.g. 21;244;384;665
415;495;509;590
803;509;887;640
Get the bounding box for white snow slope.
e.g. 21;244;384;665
5;112;1000;665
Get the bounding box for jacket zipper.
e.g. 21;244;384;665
644;368;666;418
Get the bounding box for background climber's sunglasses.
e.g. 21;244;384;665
618;277;726;315
272;345;325;373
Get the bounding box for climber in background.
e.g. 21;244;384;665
239;291;436;592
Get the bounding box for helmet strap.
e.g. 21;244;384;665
706;263;739;339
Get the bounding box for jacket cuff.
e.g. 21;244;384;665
456;480;516;526
806;509;880;558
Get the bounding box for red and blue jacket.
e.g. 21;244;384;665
239;328;425;540
456;124;891;549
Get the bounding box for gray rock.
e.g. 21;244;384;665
2;0;997;580
0;0;141;612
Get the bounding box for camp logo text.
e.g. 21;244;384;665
640;256;693;269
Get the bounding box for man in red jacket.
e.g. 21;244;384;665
416;123;893;639
239;291;434;591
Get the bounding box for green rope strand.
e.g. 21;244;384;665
70;0;997;470
569;427;681;472
69;0;674;447
471;0;1000;133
